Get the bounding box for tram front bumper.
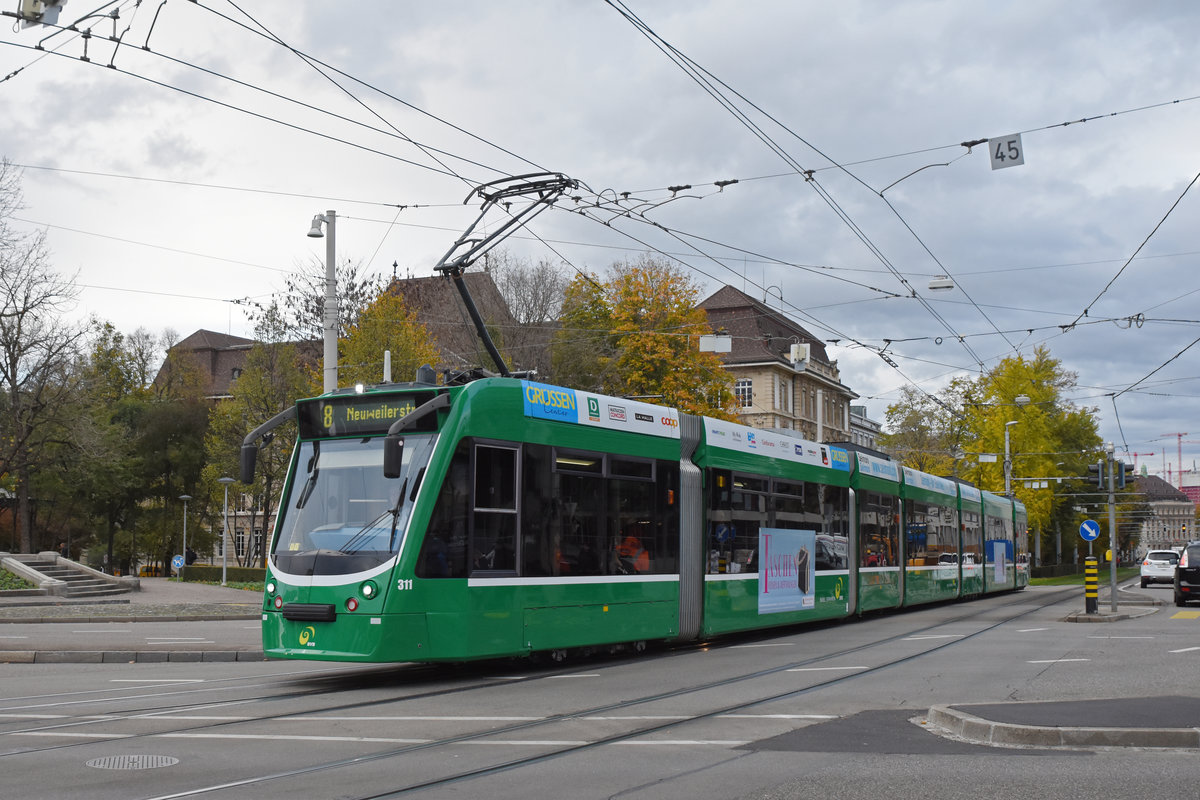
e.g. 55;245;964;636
262;611;430;662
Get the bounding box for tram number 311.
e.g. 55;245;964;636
396;579;414;591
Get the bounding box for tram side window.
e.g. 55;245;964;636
472;444;518;572
708;472;850;574
961;509;982;566
517;444;679;578
906;501;956;565
859;491;899;567
708;470;767;574
418;445;470;578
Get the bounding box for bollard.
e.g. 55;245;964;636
1084;556;1098;614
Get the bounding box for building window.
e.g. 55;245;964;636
231;367;242;380
774;375;792;413
735;379;753;409
235;531;245;557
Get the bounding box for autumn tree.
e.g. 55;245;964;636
882;346;1102;559
553;255;735;419
338;291;440;388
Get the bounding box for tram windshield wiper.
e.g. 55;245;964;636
339;477;408;555
294;442;321;509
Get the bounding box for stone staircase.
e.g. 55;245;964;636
2;554;135;599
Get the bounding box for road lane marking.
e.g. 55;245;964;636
1169;646;1200;653
1017;628;1048;632
903;635;964;640
1087;635;1153;639
786;666;868;672
1027;658;1090;663
1171;611;1200;620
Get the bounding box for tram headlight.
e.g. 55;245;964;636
266;582;276;596
359;580;378;600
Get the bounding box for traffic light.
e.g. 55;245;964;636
1087;460;1106;487
1116;460;1134;489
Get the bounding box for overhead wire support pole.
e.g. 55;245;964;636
433;172;578;378
1106;442;1118;612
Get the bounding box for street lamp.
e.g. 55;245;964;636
307;210;338;394
178;494;191;581
218;477;235;586
1002;395;1031;496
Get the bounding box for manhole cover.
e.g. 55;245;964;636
86;754;179;770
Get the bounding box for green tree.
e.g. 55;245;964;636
552;256;735;418
204;306;311;567
0;159;88;552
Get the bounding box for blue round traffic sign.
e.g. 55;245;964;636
171;554;185;569
1079;519;1100;542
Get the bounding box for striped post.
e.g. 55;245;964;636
1084;556;1098;614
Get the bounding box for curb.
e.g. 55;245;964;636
0;613;260;624
926;705;1200;750
1062;605;1160;623
0;649;267;664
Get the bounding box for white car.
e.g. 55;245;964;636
1140;549;1179;587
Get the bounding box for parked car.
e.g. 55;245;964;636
1140;549;1180;587
1175;541;1200;607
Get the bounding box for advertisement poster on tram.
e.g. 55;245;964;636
758;527;816;614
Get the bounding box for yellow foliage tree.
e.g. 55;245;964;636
339;292;440;387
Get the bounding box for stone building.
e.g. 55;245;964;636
1134;474;1196;553
697;286;857;442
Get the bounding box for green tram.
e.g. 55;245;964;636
246;377;1024;663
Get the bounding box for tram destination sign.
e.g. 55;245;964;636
299;392;438;438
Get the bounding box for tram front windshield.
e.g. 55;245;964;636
271;434;436;576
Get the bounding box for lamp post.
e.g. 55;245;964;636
218;477;235;586
178;494;191;580
307;210;337;394
1002;394;1032;496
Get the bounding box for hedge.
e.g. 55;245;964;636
178;564;266;584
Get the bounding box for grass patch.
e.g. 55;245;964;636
171;578;263;592
0;569;37;591
1031;567;1139;586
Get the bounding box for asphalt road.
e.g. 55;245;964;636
1;584;1197;800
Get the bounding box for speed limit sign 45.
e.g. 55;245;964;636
989;133;1025;170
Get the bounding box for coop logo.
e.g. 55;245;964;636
522;381;578;422
299;626;317;647
660;416;678;428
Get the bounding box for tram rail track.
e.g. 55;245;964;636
0;586;1076;798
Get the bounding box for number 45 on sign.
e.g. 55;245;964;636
989;133;1025;170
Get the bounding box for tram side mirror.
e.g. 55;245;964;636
383;434;404;479
240;443;258;484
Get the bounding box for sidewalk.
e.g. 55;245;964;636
0;576;262;622
0;578;264;664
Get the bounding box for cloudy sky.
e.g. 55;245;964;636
2;1;1199;482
